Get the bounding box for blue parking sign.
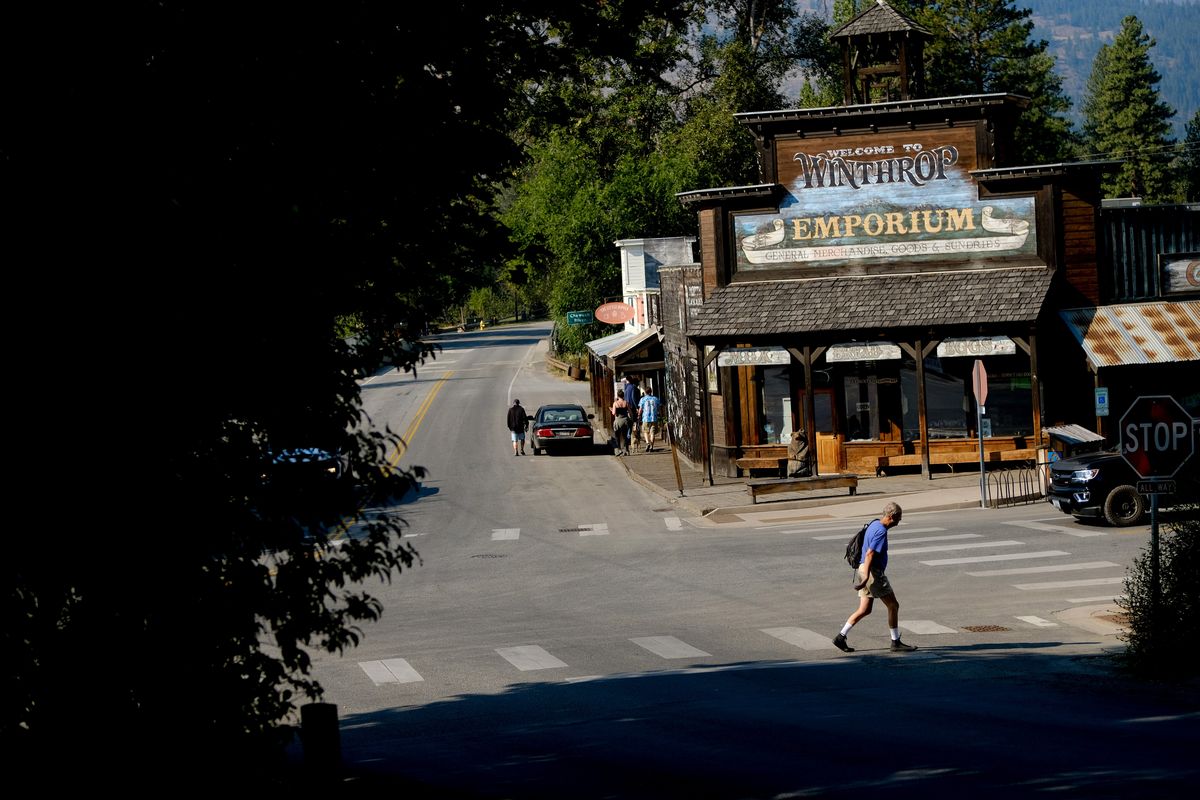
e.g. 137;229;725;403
1095;387;1109;417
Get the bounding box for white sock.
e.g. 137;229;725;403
890;628;900;641
840;623;852;636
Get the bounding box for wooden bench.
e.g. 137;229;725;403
746;474;859;504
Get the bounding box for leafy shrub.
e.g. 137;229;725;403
1119;505;1200;679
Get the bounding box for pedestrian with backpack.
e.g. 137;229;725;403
833;501;917;653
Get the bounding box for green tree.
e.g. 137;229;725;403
4;0;693;786
1180;110;1200;202
1081;15;1178;201
912;0;1078;163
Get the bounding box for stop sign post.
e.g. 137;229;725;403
1119;395;1196;622
1120;395;1195;479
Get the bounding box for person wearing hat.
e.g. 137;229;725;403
507;398;530;456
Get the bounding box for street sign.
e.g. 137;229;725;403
1137;479;1177;495
1119;395;1196;479
1095;387;1109;417
971;359;988;408
566;311;591;326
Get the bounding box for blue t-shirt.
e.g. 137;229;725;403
638;394;660;422
860;519;888;572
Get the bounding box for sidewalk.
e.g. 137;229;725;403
612;442;998;523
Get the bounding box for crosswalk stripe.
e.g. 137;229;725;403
900;620;957;634
630;636;711;659
496;645;568;671
884;534;981;544
1013;576;1125;591
664;517;683;531
579;522;609;537
1003;520;1107;538
921;550;1070;566
1068;594;1125;603
1016;616;1058;627
811;527;944;540
359;658;424;685
491;528;519;541
967;561;1120;577
890;540;1024;555
761;627;836;650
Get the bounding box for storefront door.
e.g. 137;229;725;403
797;389;841;473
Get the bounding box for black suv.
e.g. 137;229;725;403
1047;450;1148;526
1046;447;1200;526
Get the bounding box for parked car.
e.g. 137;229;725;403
529;404;595;455
1047;449;1147;526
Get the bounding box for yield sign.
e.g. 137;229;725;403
971;359;988;407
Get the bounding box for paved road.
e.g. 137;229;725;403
297;322;1197;798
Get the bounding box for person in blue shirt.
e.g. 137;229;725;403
833;502;917;653
637;387;661;452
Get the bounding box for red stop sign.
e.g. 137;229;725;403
1119;395;1196;478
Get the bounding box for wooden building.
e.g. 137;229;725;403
659;1;1139;481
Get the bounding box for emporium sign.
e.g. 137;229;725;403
733;126;1037;272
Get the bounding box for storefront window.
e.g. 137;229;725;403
976;356;1033;437
759;366;791;443
843;374;880;440
900;354;1032;439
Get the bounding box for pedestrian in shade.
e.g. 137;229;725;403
611;393;632;456
507;398;530;456
833;501;918;653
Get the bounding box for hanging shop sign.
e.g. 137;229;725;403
825;342;902;362
936;336;1017;357
717;347;791;367
732;126;1037;273
594;302;635;324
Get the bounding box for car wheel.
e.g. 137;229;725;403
532;446;541;456
1103;485;1146;527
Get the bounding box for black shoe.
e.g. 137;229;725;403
832;633;854;652
890;638;917;652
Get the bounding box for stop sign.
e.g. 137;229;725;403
1119;395;1196;478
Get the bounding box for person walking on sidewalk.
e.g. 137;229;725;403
638;387;661;452
622;376;641;452
611;393;632;456
833;501;918;653
507;398;530;456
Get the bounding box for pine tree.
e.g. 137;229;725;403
912;0;1077;164
1082;15;1177;202
1182;110;1200;203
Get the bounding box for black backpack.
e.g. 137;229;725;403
844;521;873;569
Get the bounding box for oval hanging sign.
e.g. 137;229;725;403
594;302;635;324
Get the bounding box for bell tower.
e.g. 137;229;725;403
829;0;931;105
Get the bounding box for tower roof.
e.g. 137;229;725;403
830;0;931;39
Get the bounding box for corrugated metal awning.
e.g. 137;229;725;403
1043;424;1105;445
585;329;637;359
1059;300;1200;369
607;326;661;362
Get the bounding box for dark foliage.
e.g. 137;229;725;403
2;0;687;787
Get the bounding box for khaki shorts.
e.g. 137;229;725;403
856;567;894;599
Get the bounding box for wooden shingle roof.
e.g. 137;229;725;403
687;267;1053;339
830;0;931;39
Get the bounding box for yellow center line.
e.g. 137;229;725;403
328;370;455;541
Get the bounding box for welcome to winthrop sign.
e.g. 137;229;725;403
733;126;1037;272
